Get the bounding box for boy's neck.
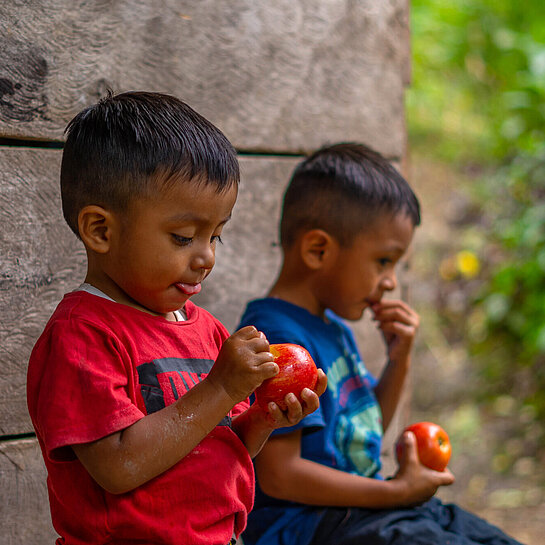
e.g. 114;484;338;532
83;273;181;322
268;274;324;318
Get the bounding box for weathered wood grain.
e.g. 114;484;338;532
0;147;85;435
0;0;409;157
0;438;57;544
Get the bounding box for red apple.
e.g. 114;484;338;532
396;421;452;472
255;343;318;410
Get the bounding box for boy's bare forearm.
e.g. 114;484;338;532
374;354;411;432
257;449;411;509
72;376;235;494
371;298;418;431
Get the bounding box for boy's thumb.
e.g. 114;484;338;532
397;431;419;465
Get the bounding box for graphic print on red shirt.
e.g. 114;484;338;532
137;357;229;426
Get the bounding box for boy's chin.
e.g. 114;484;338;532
335;307;367;322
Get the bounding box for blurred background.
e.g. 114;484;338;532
1;1;543;542
406;1;545;541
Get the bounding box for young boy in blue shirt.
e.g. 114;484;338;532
26;91;326;545
238;143;524;545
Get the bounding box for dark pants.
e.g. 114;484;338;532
308;498;524;545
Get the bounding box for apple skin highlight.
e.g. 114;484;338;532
255;343;319;410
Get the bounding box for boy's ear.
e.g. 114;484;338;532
77;205;116;254
300;229;339;270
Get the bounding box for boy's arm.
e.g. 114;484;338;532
255;429;454;508
371;299;419;431
73;326;277;494
232;369;327;458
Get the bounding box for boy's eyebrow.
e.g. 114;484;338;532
167;212;232;225
218;214;232;225
382;242;408;254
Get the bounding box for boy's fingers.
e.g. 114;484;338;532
299;388;320;414
399;431;420;465
435;468;455;486
378;321;416;338
314;370;328;396
374;307;418;326
373;300;419;319
265;402;284;422
257;361;279;378
245;335;272;354
283;393;304;423
235;325;267;340
373;299;412;311
253;351;276;365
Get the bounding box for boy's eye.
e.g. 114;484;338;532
378;258;391;267
211;235;223;245
172;234;193;246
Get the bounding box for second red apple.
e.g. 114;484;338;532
396;421;452;472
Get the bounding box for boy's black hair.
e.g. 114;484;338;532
61;91;240;237
280;142;421;248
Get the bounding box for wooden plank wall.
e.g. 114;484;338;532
0;1;410;541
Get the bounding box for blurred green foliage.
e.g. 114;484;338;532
409;1;545;439
409;0;545;161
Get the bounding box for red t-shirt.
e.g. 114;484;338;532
27;291;253;545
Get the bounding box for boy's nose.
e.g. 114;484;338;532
381;272;397;291
192;244;215;270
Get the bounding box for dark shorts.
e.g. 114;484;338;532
308;497;524;545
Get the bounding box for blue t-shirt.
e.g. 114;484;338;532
238;298;384;545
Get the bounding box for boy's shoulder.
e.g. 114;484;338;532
239;297;314;331
239;297;353;351
44;291;150;334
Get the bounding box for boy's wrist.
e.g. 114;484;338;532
383;475;410;506
196;375;238;414
387;352;412;370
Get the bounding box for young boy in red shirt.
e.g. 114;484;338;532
26;91;326;545
238;143;524;545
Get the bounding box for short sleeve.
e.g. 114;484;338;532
33;318;144;461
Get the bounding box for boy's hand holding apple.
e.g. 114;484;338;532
254;343;327;427
225;339;326;457
390;422;455;506
207;325;280;405
208;330;326;428
391;427;455;506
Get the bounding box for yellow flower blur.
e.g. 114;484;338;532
456;250;481;278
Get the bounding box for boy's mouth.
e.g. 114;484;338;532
175;282;202;295
365;298;381;310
